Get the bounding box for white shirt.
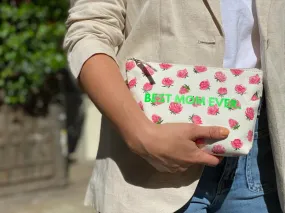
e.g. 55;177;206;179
221;0;261;69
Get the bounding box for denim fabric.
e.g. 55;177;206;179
176;102;282;213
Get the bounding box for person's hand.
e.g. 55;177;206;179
125;122;229;173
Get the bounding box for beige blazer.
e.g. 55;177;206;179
64;1;285;212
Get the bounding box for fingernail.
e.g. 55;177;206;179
220;128;229;137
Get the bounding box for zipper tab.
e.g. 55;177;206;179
129;58;156;85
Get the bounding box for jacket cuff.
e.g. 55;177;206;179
67;38;117;78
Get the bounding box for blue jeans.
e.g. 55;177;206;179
176;103;282;213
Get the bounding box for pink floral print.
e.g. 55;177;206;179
217;87;227;97
151;96;164;106
207;105;219;115
169;102;183;114
212;144;226;155
235;84;247;95
194;66;207;73
179;85;190;94
249;74;261;84
162;77;174;88
128;78;137;88
214;71;227;82
251;92;259;101
143;82;153;92
152;114;163;124
159;63;172;70
247;130;253;142
229;119;240;130
138;101;144;111
245;107;255;120
231;139;243;150
189;114;203;125
177;69;188;78
126;61;136;71
200;80;210;90
230;69;244;76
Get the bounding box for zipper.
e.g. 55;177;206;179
128;58;156;85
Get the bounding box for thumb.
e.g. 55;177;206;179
192;126;229;140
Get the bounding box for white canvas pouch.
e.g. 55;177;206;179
126;58;263;157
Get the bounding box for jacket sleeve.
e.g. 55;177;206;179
63;0;126;78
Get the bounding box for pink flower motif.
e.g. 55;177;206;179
247;130;253;142
151;114;163;124
159;63;172;70
177;69;189;78
235;84;247;95
143;82;153;92
249;74;261;84
231;139;243;150
230;69;244;76
229;119;240;130
217;87;228;97
251;92;259;101
126;61;136;71
245;107;255;120
179;85;190;94
189;114;203;125
138;101;144;111
214;71;227;82
199;80;210;90
194;66;207;73
162;77;174;88
151;96;164;106
207;104;220;115
128;78;137;89
212;144;226;155
169;102;183;114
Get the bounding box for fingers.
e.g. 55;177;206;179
192;125;229;140
192;149;221;167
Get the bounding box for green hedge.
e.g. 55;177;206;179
0;0;68;106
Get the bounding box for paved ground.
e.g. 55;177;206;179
0;162;96;213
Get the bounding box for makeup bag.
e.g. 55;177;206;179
126;58;263;157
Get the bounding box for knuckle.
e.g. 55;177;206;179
209;127;219;139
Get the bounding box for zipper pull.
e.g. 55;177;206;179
131;58;156;85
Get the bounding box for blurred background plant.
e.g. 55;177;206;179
0;0;69;115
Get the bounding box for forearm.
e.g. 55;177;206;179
79;54;152;145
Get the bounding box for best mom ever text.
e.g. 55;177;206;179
144;93;241;109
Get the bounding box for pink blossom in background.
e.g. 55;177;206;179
199;80;210;90
231;139;243;150
214;71;227;82
138;101;144;111
159;63;172;70
143;82;153;92
229;119;240;130
207;105;219;115
177;69;189;78
169;102;183;114
218;87;228;97
194;66;207;73
126;61;136;71
212;144;226;155
128;78;137;88
230;69;244;76
245;107;255;120
151;114;163;124
235;84;247;95
247;130;253;142
249;74;261;84
179;85;190;94
162;77;174;87
189;114;203;125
